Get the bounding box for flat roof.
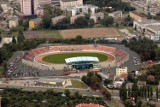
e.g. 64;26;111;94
147;25;160;32
138;19;160;25
65;56;99;64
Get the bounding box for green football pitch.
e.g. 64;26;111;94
42;52;108;64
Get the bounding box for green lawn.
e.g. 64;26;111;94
67;79;88;89
151;85;157;92
37;30;62;39
42;52;108;64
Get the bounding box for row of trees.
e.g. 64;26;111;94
138;64;160;85
81;72;111;100
120;82;155;107
84;0;135;12
1;88;106;107
121;37;158;61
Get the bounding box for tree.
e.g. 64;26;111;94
87;72;94;77
150;87;153;98
42;14;52;29
103;79;112;85
88;19;95;27
0;32;2;42
74;91;80;98
136;99;142;107
55;17;70;29
128;87;131;97
2;61;8;78
156;87;159;101
64;89;70;97
101;87;111;100
12;36;16;44
17;30;25;43
81;75;91;86
124;16;133;26
124;99;132;107
75;16;88;27
120;85;127;101
101;16;114;27
155;48;160;60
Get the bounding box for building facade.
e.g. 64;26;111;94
52;15;66;25
134;19;160;42
20;0;43;16
129;11;146;21
29;18;42;29
116;67;128;77
60;0;83;10
65;4;98;16
108;11;122;19
9;16;19;29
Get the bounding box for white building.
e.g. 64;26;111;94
133;19;160;33
9;16;19;29
134;19;160;42
146;25;160;42
52;15;66;25
108;11;122;19
1;4;9;13
65;4;98;16
116;67;128;77
60;0;83;10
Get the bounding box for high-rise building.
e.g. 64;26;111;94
20;0;39;16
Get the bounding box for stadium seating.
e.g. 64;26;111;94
23;45;128;64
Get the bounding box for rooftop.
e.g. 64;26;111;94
52;15;66;20
137;19;160;25
130;11;147;18
75;104;105;107
147;25;160;31
31;18;42;23
65;56;99;64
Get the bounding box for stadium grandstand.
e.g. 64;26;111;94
8;44;142;78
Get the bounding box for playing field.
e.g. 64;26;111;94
42;52;108;64
61;28;121;39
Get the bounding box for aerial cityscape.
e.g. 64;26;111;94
0;0;160;107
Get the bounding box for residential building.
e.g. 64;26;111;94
1;4;9;13
70;13;84;24
65;4;98;16
51;0;60;6
129;11;146;21
134;19;160;42
9;16;19;29
60;0;83;10
90;12;104;23
52;15;66;25
146;25;160;42
29;18;42;29
108;11;122;19
38;0;51;6
133;19;160;33
116;67;128;77
20;0;43;16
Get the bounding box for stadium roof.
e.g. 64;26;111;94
65;56;99;64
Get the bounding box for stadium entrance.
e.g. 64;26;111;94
72;63;93;70
63;56;102;75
